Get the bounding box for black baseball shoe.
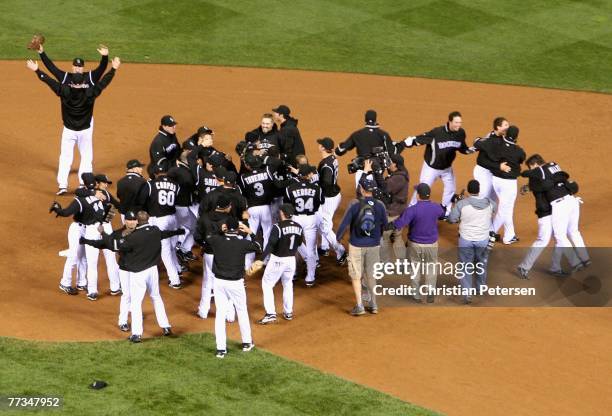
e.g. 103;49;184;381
516;266;530;279
582;259;592;269
110;288;122;296
128;334;142;343
87;292;98;301
56;188;68;196
257;314;277;325
503;236;520;245
76;285;87;291
242;342;255;352
283;312;293;321
337;252;348;266
317;248;330;257
118;324;130;332
549;269;570;277
162;327;172;336
59;284;77;295
169;282;182;290
179;263;189;274
181;250;197;262
216;349;227;358
305;280;315;288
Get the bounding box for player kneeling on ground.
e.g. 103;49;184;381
258;204;304;324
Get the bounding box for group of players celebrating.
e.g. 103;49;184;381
30;41;590;358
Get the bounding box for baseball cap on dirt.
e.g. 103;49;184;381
124;211;137;220
223;171;237;185
81;172;96;189
161;115;177;127
416;183;431;199
198;126;213;136
272;105;290;117
126;159;145;169
72;58;84;67
365;109;378;125
216;195;231;210
95;174;112;184
317;137;334;151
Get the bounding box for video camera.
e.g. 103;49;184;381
347;146;392;174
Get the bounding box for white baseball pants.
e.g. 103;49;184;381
491;176;517;244
473;165;494;200
551;196;590;264
118;269;131;326
149;215;181;285
409;162;456;214
294;214;318;283
199;253;236;321
262;255;296;315
60;222;87;288
83;223;121;295
175;205;197;252
129;266;171;336
214;277;252;351
57;120;93;189
317;194;345;258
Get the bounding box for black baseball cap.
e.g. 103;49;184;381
390;154;404;167
416;183;431;199
223;171;237;185
126;159;145;169
280;203;295;217
506;125;520;142
154;164;167;174
365;109;377;125
81;172;96;189
298;164;313;177
216;195;231;209
359;177;377;192
125;211;137;221
272;105;290;117
208;153;226;167
467;180;480;195
213;166;227;178
161;115;177;127
245;153;263;168
317;137;334;151
73;58;84;67
95;174;112;184
198;126;213;136
225;217;239;231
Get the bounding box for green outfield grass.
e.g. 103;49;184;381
1;0;610;92
0;334;438;415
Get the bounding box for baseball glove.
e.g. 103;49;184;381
104;207;116;223
27;33;45;51
49;201;60;214
246;260;265;278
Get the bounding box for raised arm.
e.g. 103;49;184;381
28;60;62;96
38;50;67;82
90;57;119;97
90;45;109;82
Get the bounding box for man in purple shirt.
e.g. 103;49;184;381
391;183;444;303
337;178;388;316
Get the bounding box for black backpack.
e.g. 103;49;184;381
355;199;377;236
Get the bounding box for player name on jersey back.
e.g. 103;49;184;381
291;188;316;197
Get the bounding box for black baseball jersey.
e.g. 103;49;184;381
81;227;132;270
167;162;195;207
145;176;180;217
39;51;108;86
148;130;180;176
239;167;276;206
54;192;106;225
336;125;396;157
34;68;116;131
245;125;280;151
278;117;306;164
284;180;324;215
194;210;231;254
409;124;469;170
492;138;526;179
317;155;340;197
118;224;183;273
99;189;120;223
263;219;304;258
208;233;261;280
474;131;502;171
200;186;247;219
521;162;571;203
117;173;147;214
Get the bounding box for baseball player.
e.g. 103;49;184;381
26;57;120;195
35;41;109;87
472;117;509;199
315;138;347;264
183;125;214;151
200;171;248;222
116;211;184;343
284;165;324;287
258;204;304;324
272;105;306;165
478;126;525;244
117;159;147;222
143;165;183;289
148;115;181;178
245;113;280;152
168;152;198;263
207;217;260;358
520;155;591;272
401;111;470;217
80;210;140;332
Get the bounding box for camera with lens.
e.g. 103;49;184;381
347;146;391;174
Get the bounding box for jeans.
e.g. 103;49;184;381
458;237;489;298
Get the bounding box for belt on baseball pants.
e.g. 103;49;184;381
551;195;571;204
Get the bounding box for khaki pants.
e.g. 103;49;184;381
408;241;438;300
347;244;380;307
380;215;405;263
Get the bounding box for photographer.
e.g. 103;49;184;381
380;154;409;263
448;180;496;304
336;110;396;190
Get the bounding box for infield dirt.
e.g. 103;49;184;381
1;61;611;416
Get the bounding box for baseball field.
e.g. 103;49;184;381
1;1;611;415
